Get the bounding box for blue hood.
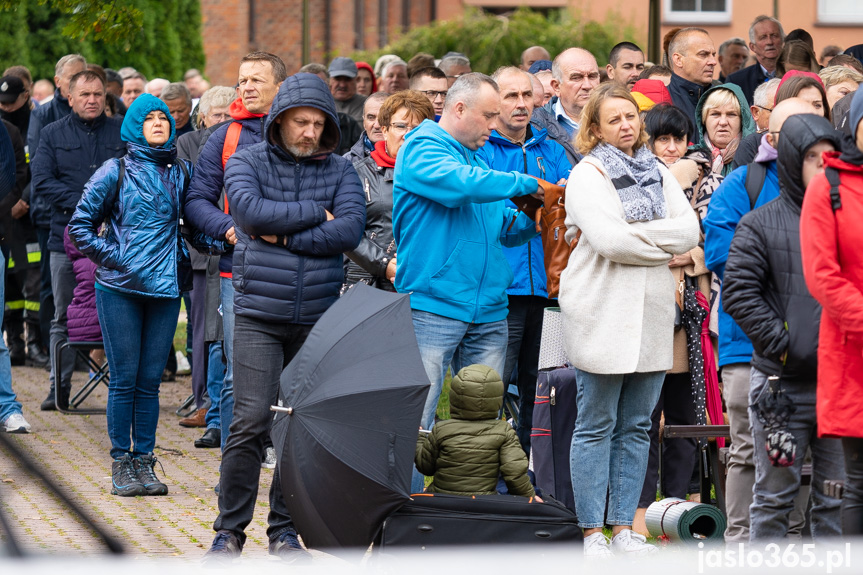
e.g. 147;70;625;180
120;94;176;149
264;73;341;155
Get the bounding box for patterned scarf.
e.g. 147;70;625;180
590;143;666;222
704;132;740;175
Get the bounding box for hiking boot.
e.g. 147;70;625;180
133;454;168;495
3;413;32;433
203;530;242;564
583;532;613;558
111;454;146;496
611;529;657;556
40;388;56;411
27;345;50;368
261;446;277;469
268;530;311;563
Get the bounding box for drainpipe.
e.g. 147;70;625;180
324;0;332;63
302;0;310;65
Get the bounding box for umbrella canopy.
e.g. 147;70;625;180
271;284;430;549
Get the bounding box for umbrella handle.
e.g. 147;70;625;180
270;405;293;414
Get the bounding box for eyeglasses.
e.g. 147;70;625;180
421;90;448;100
388;122;419;133
754;105;773;112
207;112;232;123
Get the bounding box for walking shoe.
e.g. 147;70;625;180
133;454;169;495
261;446;277;469
611;528;657;556
583;532;614;558
179;407;207;428
40;389;57;411
2;412;31;433
203;530;242;564
111;454;146;496
268;530;311;563
195;427;221;448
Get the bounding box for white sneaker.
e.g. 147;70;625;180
3;412;32;434
611;529;657;556
176;351;191;375
583;532;613;558
261;446;277;469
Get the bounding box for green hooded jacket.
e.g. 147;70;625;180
691;82;757;177
415;364;535;497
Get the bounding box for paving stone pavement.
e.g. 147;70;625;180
0;363;280;559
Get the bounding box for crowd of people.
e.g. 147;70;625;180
2;12;863;560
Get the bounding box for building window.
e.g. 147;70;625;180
818;0;863;24
664;0;731;25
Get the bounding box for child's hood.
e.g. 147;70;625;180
449;364;504;421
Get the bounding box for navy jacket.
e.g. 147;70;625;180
30;112;124;252
668;73;709;129
28;89;73;228
225;73;366;324
184;103;266;273
725;63;772;106
69;94;198;299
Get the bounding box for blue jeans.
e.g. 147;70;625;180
0;251;23;422
97;289;180;459
204;341;226;429
410;309;508;492
748;367;844;540
219;276;235;450
570;368;664;528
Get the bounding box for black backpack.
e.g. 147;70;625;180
746;160;842;213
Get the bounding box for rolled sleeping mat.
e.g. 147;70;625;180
645;498;726;544
538;307;568;370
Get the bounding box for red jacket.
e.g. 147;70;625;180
800;151;863;438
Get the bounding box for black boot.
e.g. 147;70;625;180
26;326;50;367
41;387;57;411
9;338;25;366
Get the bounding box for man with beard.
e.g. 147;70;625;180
203;72;365;562
328;57;365;123
476;66;572;454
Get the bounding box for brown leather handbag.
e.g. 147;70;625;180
515;178;579;299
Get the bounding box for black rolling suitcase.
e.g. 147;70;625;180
378;493;581;549
531;366;578;513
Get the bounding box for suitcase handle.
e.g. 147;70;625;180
535;530;552;539
417;524;434;534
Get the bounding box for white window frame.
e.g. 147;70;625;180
663;0;732;25
817;0;863;24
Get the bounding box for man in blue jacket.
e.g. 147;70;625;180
476;66;572;453
29;70;123;412
394;73;543;473
184;51;286;450
703;97;815;543
204;73;365;563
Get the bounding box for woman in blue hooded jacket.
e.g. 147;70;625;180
69;94;192;497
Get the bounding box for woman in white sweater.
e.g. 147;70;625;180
558;83;700;557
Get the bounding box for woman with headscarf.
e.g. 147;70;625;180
355;61;377;97
558;83;699;556
69;94;205;497
691;83;756;178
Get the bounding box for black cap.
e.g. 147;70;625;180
0;75;26;104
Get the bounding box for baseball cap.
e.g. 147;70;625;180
329;57;358;79
0;76;26;104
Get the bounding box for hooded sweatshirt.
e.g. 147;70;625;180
392;120;540;324
723;114;841;382
692;83;757;177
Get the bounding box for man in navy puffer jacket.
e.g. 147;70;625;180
204;73;365;562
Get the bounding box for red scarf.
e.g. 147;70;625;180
370;140;396;168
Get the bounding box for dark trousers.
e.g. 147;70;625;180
842;437;863;535
36;227;53;350
638;371;698;508
214;314;312;544
190;271;207;408
502;295;553;454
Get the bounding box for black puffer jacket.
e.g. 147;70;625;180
345;155;395;291
723;114;841;382
224;73;366;324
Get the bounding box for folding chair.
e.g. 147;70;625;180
52;340;109;414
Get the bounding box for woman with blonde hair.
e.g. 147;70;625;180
819;65;863;110
559;82;700;556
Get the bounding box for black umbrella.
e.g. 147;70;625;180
270;283;430;549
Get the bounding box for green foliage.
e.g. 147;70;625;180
351;7;642;73
0;0;205;81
